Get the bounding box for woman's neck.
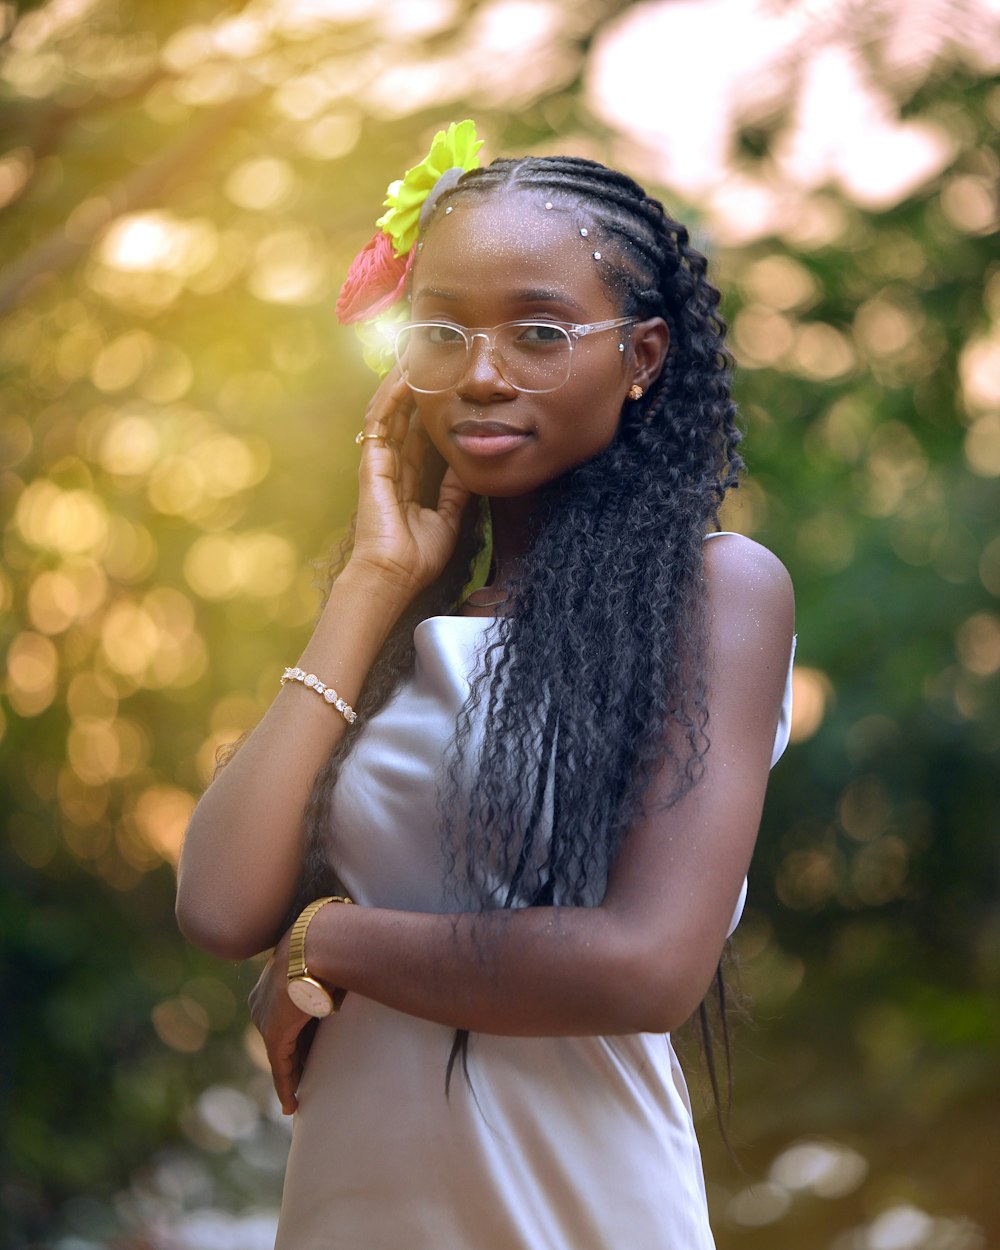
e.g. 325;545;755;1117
459;495;538;616
492;492;540;562
488;494;539;585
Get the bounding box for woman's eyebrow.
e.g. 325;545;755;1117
515;286;585;305
513;287;586;313
412;286;457;302
412;285;588;315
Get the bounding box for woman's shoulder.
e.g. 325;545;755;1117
702;531;794;641
702;530;791;590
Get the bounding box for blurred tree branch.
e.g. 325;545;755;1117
0;69;168;168
0;89;260;318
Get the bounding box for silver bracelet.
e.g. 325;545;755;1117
280;666;358;724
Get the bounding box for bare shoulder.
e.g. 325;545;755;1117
702;532;795;658
703;531;791;590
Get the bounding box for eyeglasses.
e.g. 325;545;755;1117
389;317;638;394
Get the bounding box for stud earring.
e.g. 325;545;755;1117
628;384;644;401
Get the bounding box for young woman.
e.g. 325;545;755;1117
176;125;795;1250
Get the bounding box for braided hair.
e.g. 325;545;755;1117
293;154;743;1111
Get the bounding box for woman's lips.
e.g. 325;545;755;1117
450;420;531;457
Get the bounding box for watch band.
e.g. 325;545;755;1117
287;894;354;982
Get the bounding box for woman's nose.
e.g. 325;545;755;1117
456;333;517;400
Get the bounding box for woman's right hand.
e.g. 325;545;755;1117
346;371;472;604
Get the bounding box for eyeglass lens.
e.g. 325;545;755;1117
395;323;573;394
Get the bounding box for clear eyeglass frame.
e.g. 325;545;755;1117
389;316;639;394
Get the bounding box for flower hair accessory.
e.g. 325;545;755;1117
374;119;483;257
336;121;483;372
335;231;415;326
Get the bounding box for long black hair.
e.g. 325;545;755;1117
294;154;743;1116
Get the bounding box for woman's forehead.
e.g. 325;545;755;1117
412;190;614;312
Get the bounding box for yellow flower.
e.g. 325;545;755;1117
354;304;410;377
376;120;484;256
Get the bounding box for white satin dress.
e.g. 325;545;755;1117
275;537;795;1250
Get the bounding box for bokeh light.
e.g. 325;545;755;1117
2;2;998;1247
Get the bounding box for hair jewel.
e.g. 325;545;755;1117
336;120;484;372
419;168;465;229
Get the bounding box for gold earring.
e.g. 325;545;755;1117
628;384;644;401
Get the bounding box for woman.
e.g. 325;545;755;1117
176;123;795;1250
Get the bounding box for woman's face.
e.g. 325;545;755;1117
407;191;647;500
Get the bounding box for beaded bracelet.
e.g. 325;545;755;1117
280;666;358;724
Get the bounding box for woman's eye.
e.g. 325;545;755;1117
517;324;566;344
426;324;465;346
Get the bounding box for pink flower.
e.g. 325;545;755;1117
336;231;414;324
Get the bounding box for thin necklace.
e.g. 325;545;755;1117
464;585;510;608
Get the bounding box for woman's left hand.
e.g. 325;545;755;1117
248;929;317;1115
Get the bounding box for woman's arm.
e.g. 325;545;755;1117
253;534;794;1107
175;568;405;958
175;377;471;959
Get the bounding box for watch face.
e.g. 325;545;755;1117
287;976;333;1017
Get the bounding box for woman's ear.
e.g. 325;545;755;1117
631;317;670;391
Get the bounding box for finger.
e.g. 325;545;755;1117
270;1039;302;1115
275;1019;317;1114
271;1055;296;1115
356;391;413;498
398;411;429;503
383;380;417;449
280;1065;300;1116
358;435;406;508
436;468;473;533
361;373;411;444
401;407;429;469
362;366;403;418
275;1068;298;1116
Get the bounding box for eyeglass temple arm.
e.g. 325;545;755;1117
573;316;639;339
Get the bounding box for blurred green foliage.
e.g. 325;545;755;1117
0;2;997;1247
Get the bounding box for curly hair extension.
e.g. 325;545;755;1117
425;157;744;895
290;155;744;1123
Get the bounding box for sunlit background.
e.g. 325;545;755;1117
1;1;998;1247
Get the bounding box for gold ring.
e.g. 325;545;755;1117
355;430;385;446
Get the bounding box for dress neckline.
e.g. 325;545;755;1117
418;613;496;627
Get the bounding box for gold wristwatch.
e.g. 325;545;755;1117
286;895;353;1017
